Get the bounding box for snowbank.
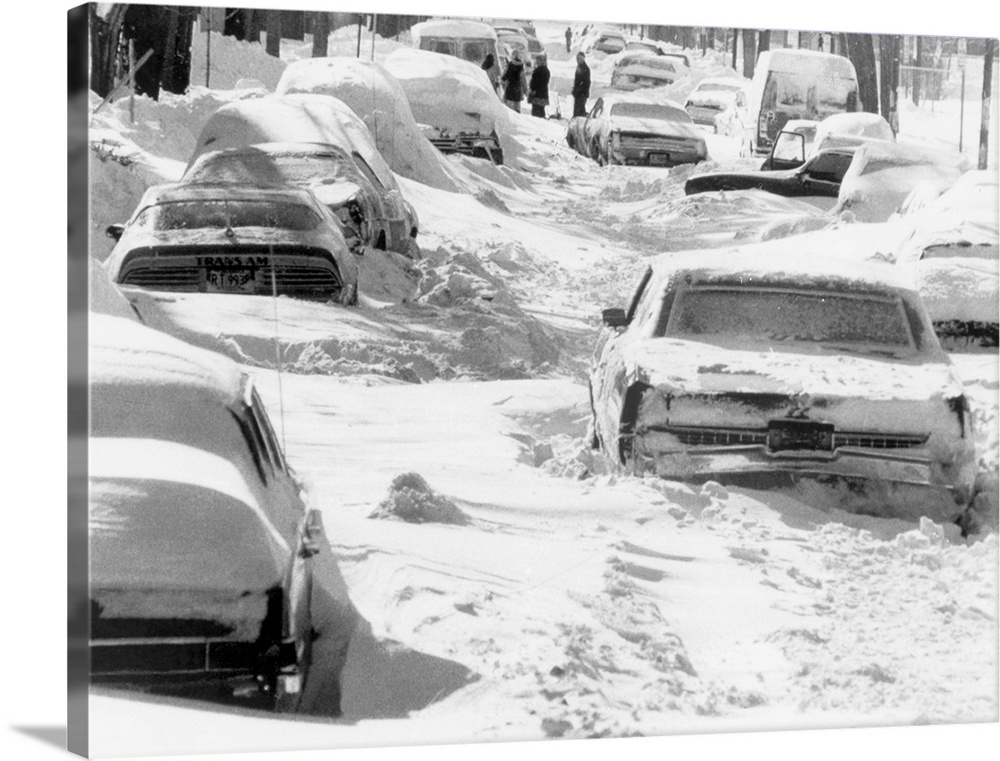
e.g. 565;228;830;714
190;30;287;91
369;473;470;525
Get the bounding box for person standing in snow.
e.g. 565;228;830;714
565;26;572;53
501;49;528;113
571;52;591;118
528;53;551;119
481;53;499;94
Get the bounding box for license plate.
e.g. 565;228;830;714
649;153;669;166
767;420;834;452
205;268;258;293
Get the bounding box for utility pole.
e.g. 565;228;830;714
980;38;995;170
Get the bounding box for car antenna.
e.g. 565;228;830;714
268;241;287;452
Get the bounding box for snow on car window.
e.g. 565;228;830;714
663;288;914;351
609;102;689;121
188;153;354;186
697;82;742;94
922;243;1000;261
136;200;323;231
460;40;491;63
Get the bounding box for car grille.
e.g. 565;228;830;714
118;246;343;298
654;425;928;451
90;639;263;676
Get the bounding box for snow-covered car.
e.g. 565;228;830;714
764;113;895;171
88;314;328;710
186;95;419;254
590;31;626;54
894;171;999;349
411;18;502;89
685;146;855;202
274;56;458;193
835;141;969;223
184;142;418;256
760;119;820;170
567;95;707;167
385;48;506;165
589;250;977;523
105;183;360;303
684;77;751;127
610;53;682;91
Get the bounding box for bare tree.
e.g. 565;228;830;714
758;29;770;56
312;12;329;58
732;28;738;70
265;10;281;57
879;34;902;133
845;33;879;113
742;29;757;78
89;4;127;98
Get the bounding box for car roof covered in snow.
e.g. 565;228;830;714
90;313;247;409
650;247;919;295
136;181;326;209
412;18;498;41
815;112;895;142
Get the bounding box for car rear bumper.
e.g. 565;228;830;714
631;438;976;521
610;146;703;167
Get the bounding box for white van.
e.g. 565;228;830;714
749;49;860;156
411;19;502;88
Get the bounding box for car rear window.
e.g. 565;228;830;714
610;102;690;122
662;287;916;352
188;153;354;186
135;200;322;232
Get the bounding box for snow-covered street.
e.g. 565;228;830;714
77;7;999;758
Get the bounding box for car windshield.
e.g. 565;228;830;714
610;102;689;121
698;82;742;94
662;287;916;354
921;243;1000;260
188;153;354;186
135;200;322;231
764;71;857;115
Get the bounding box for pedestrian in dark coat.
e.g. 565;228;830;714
481;53;499;93
528;54;550;118
501;49;528;113
565;26;572;53
571;52;591;117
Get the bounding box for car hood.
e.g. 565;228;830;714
610;116;702;139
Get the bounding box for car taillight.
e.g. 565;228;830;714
947;394;972;438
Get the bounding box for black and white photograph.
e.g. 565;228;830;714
19;0;1000;759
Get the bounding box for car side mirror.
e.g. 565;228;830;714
105;224;124;241
601;307;629;328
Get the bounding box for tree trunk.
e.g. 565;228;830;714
246;9;261;43
312;12;329;57
981;38;995;170
160;7;179;93
89;4;127;98
732;28;738;70
265;10;281;57
878;34;901;133
742;29;757;79
758;29;770;55
912;36;923;105
846;33;879;113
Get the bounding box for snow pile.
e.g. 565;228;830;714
190;30;287;91
89;257;138;321
369;472;470;525
276;57;460;192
